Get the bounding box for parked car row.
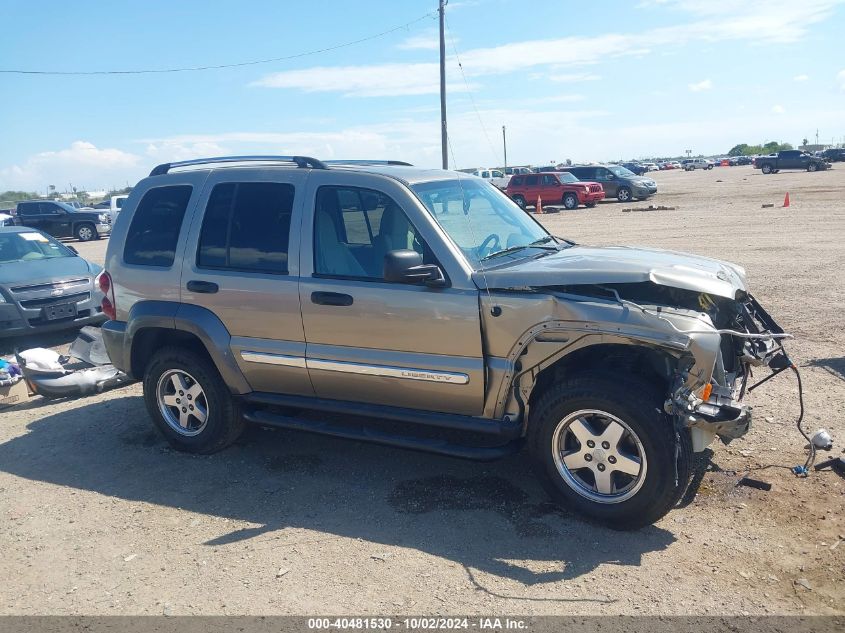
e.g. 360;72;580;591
506;164;657;207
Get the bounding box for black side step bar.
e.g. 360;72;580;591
241;408;523;462
240;392;522;439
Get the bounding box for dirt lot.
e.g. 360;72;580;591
1;165;843;616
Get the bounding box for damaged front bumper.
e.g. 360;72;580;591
666;294;790;451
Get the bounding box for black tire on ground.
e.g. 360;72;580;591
143;346;245;454
75;223;96;242
513;195;526;210
761;164;773;174
808;163;818;172
528;372;692;530
562;192;579;210
616;187;632;203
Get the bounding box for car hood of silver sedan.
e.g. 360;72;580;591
475;245;747;299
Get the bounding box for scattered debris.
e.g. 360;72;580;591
794;578;812;591
370;552;393;562
275;567;290;578
762;203;775;208
622;205;676;212
123;554;137;562
738;477;772;491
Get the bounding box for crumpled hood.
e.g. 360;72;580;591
0;256;97;287
475;245;747;299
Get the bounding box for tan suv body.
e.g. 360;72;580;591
100;156;792;528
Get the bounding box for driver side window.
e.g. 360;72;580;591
314;186;426;280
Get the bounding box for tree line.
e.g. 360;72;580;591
727;141;794;156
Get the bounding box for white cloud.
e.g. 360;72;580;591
0;142;141;191
688;79;712;92
397;30;444;51
793;74;809;81
771;104;786;114
251;63;474;97
544;72;602;83
838;69;845;91
252;1;842;96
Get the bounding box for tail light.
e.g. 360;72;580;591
96;270;116;320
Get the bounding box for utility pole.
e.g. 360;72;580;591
439;0;448;169
502;126;508;170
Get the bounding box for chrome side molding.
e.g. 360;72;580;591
240;351;469;385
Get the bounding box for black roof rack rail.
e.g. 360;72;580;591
149;155;327;176
323;160;413;167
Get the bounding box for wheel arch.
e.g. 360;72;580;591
125;301;251;394
492;329;687;423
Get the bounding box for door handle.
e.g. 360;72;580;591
186;280;219;294
311;291;353;306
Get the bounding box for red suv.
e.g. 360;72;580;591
506;172;605;210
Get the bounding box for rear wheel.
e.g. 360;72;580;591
75;223;96;242
512;195;526;210
562;192;579;210
528;372;691;529
617;187;632;203
143;347;245;454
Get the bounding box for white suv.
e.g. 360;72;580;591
682;159;714;171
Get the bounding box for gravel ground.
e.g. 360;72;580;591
1;165;843;616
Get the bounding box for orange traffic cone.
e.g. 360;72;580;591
783;192;790;207
536;196;543;214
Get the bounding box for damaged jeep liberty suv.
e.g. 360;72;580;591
100;156;792;529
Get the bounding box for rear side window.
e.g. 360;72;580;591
197;182;294;274
124;185;193;267
524;175;539;186
17;203;38;216
511;176;524;186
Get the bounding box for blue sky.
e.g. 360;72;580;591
1;0;844;192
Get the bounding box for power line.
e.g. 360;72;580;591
0;12;436;76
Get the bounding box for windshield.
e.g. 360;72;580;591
0;231;75;263
411;178;552;268
558;172;579;183
608;165;636;178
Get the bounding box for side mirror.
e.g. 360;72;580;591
384;250;445;286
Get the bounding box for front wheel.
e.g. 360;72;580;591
562;192;579;210
808;163;818;172
512;195;526;210
143;347;245;454
616;187;632;203
528;373;691;529
75;223;96;242
761;164;773;174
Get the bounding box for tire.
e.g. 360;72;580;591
808;163;817;172
616;187;632;203
528;372;692;529
75;223;96;242
143;346;245;454
707;165;713;170
513;195;526;210
761;163;773;174
562;192;579;210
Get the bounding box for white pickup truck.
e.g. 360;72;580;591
472;168;511;189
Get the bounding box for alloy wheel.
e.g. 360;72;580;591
551;409;647;504
156;369;209;436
